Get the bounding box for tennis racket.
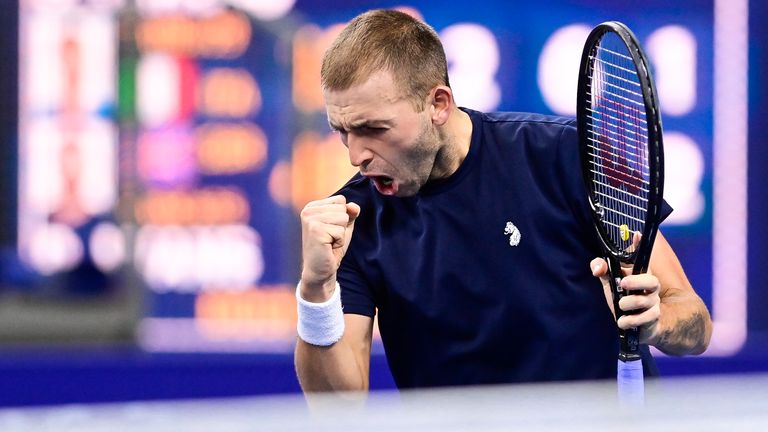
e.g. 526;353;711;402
576;21;665;403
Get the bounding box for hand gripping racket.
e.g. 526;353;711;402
576;21;665;403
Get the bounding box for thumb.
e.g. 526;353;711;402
619;231;643;276
590;258;608;277
346;202;361;225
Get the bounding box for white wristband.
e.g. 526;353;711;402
296;282;345;346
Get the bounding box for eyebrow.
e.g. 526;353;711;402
328;119;392;132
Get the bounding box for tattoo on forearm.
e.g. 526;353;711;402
657;312;706;353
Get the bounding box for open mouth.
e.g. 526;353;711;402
371;175;398;195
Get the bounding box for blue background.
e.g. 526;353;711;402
0;0;765;406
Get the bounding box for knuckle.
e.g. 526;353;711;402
300;205;316;220
329;195;346;205
325;224;342;237
306;221;326;237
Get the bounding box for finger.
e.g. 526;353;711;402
618;291;659;312
617;303;660;329
346;202;361;225
304;195;347;208
305;212;351;227
301;203;348;217
619;232;643;276
619;273;660;293
305;220;345;244
327;224;346;248
590;258;608;277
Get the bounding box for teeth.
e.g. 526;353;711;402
381;177;393;186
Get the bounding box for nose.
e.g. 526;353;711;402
347;134;374;168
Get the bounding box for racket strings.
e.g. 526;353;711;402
585;105;648;135
587;139;649;174
597;192;643;218
586;85;645;108
589;161;649;190
586;35;651;251
588;174;650;201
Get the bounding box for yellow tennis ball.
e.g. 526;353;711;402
620;224;630;241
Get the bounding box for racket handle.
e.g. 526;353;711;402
617;357;645;405
607;259;642;361
618;328;641;361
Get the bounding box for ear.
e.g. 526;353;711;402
429;85;453;126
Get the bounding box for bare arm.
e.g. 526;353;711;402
591;230;712;356
295;313;373;392
294;195;373;393
642;231;712;355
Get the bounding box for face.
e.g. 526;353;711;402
323;71;441;197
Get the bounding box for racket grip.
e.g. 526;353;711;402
607;260;642;361
618;328;641;361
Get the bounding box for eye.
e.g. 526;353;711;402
336;130;348;147
359;126;387;135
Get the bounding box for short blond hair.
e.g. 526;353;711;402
320;9;450;110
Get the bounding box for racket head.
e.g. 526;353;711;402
576;21;665;274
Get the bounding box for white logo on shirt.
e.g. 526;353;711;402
504;221;521;246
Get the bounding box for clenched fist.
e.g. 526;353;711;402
300;195;361;302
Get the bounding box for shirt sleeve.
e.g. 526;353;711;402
660;199;674;223
337;250;377;318
332;176;378;318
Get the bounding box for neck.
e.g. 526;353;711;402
430;107;473;180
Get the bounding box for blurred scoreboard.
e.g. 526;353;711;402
13;0;747;354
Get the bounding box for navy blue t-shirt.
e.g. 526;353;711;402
337;108;660;388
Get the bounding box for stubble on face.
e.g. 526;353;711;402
324;71;466;197
392;112;443;196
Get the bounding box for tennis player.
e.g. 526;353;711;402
295;9;712;392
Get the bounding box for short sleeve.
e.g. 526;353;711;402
337;251;377;318
660;200;674;223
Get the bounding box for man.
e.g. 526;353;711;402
295;9;712;392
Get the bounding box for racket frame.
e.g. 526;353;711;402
576;21;665;361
